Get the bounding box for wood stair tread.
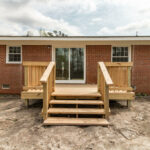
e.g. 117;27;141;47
48;108;105;114
43;117;109;126
50;100;104;105
51;92;101;97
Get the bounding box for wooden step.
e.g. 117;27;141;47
51;92;101;97
48;108;105;115
50;100;104;105
43;117;109;126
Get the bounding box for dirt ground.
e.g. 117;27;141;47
0;95;150;150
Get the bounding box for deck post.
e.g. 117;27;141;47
24;99;29;108
97;63;100;92
127;100;131;108
53;64;56;92
105;84;109;119
43;83;48;120
127;67;132;108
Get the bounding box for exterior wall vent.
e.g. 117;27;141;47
2;84;10;89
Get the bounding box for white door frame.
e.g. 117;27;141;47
52;45;86;84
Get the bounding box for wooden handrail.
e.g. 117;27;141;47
23;61;49;66
40;61;55;120
98;62;113;85
40;62;55;83
105;62;133;67
97;62;113;119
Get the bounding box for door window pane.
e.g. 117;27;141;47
56;48;69;80
70;48;84;80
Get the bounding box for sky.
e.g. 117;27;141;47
0;0;150;36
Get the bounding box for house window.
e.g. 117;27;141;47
6;46;22;63
112;47;129;62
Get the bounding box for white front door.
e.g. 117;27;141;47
54;48;85;83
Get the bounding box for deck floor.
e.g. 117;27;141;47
54;84;99;96
22;84;134;100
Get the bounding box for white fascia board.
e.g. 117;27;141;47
0;36;150;41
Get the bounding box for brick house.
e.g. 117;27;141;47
0;36;150;94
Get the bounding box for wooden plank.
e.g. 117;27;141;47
104;84;109;119
98;62;113;85
24;66;28;86
105;62;133;67
40;62;55;83
23;61;49;66
109;92;135;100
23;86;43;91
43;83;48;120
43;118;109;126
51;92;101;97
54;96;101;100
21;91;43;99
48;108;105;114
127;100;131;108
24;99;29;107
128;67;131;87
109;86;133;91
97;64;100;92
50;100;104;105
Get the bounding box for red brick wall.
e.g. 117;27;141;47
23;45;51;61
0;45;52;94
86;45;111;84
132;45;150;94
0;45;22;94
1;44;150;94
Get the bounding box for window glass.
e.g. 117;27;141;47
8;46;21;63
112;47;129;62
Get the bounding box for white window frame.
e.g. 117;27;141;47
52;45;86;84
2;84;10;89
6;46;22;64
111;45;131;62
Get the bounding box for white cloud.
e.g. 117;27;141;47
97;20;150;35
36;0;99;14
90;17;102;25
0;0;83;35
0;0;150;36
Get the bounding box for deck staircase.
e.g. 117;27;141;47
40;62;113;126
43;88;109;126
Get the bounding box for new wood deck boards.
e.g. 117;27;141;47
50;100;104;105
21;84;134;101
52;84;101;97
48;108;105;114
43;118;109;126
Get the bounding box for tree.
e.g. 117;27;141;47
39;29;67;37
26;31;34;36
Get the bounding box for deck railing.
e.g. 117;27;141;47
97;62;113;119
105;62;133;91
23;61;49;90
40;62;55;120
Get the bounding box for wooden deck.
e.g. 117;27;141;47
21;61;135;126
53;84;101;97
22;84;134;100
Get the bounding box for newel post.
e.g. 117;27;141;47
97;63;100;92
53;64;56;92
105;84;109;119
127;66;132;108
43;83;48;120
